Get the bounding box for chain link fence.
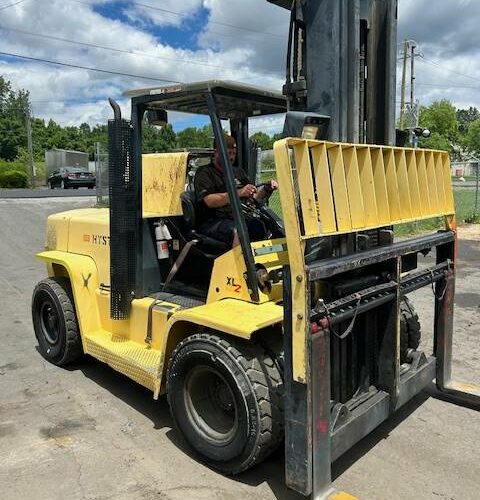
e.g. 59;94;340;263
451;161;479;223
257;150;282;217
94;142;109;206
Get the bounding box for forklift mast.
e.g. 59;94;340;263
268;0;398;145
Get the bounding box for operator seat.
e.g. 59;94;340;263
180;190;229;256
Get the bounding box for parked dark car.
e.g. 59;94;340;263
48;167;96;189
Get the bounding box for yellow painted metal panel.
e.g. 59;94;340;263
434;152;447;211
394;149;413;220
36;251;101;349
356;147;378;227
342;146;366;228
310;142;337;233
170;299;283;339
425;151;440;213
370;147;391;225
142;152;189;217
442;154;455;212
293;142;320;235
405;150;422;218
415;150;431;215
274;138;455;239
327;144;352;231
207;244;251;303
383;148;402;221
274;139;308;382
328;492;360;500
83;329;162;394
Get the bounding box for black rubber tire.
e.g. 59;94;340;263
32;277;83;366
400;296;421;363
167;332;284;475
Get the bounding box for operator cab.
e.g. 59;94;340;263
118;81;287;299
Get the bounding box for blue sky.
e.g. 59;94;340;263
1;0;480;131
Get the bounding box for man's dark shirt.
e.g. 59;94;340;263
194;162;250;224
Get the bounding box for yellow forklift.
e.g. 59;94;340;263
32;1;479;498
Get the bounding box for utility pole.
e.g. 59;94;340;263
410;42;416;107
25;103;35;188
399;39;409;130
410;41;418;147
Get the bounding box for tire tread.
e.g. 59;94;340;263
167;331;284;474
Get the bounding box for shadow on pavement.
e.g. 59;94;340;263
55;346;433;499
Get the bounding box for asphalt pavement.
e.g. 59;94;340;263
0;197;478;500
0;187;97;198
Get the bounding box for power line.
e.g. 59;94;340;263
416;83;480;89
396;81;480;90
0;24;238;71
0;50;182;84
70;0;285;39
419;57;480;85
0;0;26;11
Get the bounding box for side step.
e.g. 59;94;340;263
83;330;162;396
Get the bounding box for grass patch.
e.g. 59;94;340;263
452;176;477;182
395;189;478;236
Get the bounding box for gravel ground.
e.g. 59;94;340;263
0;197;478;500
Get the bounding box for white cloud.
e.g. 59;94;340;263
123;0;203;28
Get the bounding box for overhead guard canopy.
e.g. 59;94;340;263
124;80;287;120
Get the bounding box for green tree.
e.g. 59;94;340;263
419;132;450;152
418;100;459;155
0;76;30;161
465;119;480;156
142;123;177;152
176;125;213;149
457;106;480;135
250;131;274;150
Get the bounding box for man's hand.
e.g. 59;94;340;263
238;184;257;198
265;179;278;193
254;179;278;201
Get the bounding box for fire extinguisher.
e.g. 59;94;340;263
155;221;172;260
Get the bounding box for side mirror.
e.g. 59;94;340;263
145;109;168;127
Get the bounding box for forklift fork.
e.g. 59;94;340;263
435;270;480;408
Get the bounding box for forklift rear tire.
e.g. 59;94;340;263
32;277;83;366
400;296;421;363
167;332;284;475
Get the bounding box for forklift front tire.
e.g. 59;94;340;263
167;332;284;475
32;277;83;366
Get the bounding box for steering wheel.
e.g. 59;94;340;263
240;194;285;238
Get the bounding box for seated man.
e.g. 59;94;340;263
194;134;278;247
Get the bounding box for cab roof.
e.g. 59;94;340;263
124;80;287;120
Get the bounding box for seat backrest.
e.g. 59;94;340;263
180;190;197;231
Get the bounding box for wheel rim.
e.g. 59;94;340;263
184;365;238;444
40;300;60;345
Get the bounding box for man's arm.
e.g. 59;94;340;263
203;184;257;208
203;192;230;208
